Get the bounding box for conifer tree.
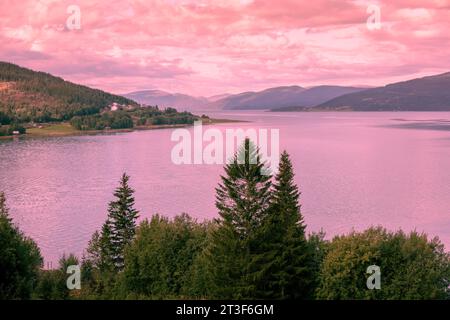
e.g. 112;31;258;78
86;224;114;271
106;173;139;271
215;139;272;238
252;151;313;299
208;139;272;298
87;174;139;273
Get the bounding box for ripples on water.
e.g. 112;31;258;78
1;111;450;263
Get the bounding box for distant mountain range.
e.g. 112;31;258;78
125;72;450;112
125;85;365;111
316;72;450;111
212;85;366;110
3;61;450;115
124;90;212;111
210;86;306;110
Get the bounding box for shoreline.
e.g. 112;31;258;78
0;118;246;140
268;109;450;112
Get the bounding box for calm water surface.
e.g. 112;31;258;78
1;111;450;263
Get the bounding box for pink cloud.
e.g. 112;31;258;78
0;0;449;96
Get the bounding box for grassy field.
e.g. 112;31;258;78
26;123;80;136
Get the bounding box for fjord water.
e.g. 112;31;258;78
1;111;450;264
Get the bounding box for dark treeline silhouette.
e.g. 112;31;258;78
1;139;450;300
69;107;197;131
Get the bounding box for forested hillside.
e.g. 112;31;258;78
0;62;138;123
317;72;450;111
0;62;202;136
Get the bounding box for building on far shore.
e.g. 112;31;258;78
110;102;120;111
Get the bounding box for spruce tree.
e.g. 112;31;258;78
106;173;139;271
216;138;272;238
208;139;272;298
88;174;139;273
252;151;313;299
86;224;114;271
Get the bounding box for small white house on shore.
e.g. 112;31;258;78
110;103;120;111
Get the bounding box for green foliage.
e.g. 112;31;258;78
81;228;118;299
70;112;134;130
0;123;26;136
0;192;43;299
0;62;198;133
85;228;113;271
147;108;197;126
79;173;139;298
151;114;196;125
250;151;314;299
33;270;66;300
0;61;137;123
69;107;197;131
0;111;11;125
207;139;273;299
0;126;8;136
307;230;329;298
182;225;218;298
316;227;450;300
216;139;272;239
8;123;26;135
33;254;79;300
122;214;210;299
3;142;450;301
200;221;251;299
102;173;140;271
79;262;115;299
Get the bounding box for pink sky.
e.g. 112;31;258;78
1;0;449;96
